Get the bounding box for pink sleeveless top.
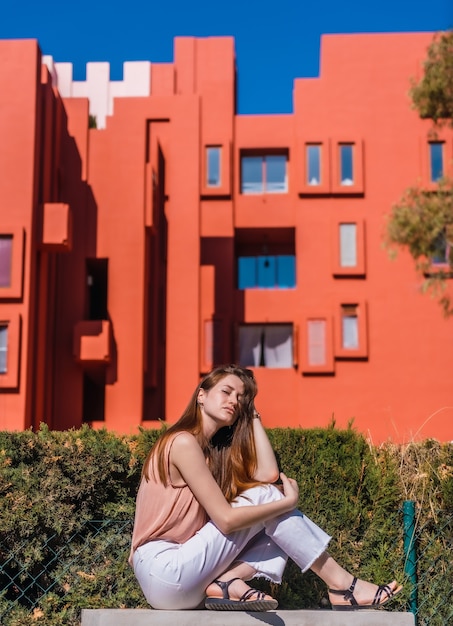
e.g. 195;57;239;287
129;433;208;562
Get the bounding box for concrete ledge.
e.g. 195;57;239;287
81;608;416;626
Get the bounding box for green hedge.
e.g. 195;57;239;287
0;424;451;625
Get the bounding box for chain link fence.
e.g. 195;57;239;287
0;507;451;625
410;508;453;626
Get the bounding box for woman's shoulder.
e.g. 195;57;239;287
166;431;205;486
167;431;205;465
169;431;199;450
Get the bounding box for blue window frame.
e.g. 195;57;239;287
241;155;287;193
206;146;221;187
429;142;444;183
238;255;295;289
306;145;321;185
339;144;354;186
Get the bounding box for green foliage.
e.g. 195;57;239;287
0;424;147;625
0;425;451;623
383;440;453;625
410;30;453;124
263;428;405;608
386;178;453;315
385;31;453;316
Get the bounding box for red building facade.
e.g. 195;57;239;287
0;33;452;442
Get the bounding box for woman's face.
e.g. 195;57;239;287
198;374;245;430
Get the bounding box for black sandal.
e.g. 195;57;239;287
205;577;278;611
329;576;402;611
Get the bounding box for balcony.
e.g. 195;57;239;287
42;202;72;251
73;320;112;365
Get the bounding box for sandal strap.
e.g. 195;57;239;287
328;576;358;605
373;584;393;606
240;588;265;602
212;578;242;600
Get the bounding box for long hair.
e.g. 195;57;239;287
142;364;262;501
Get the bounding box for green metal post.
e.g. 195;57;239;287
403;500;417;616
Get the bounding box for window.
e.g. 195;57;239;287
300;140;330;195
331;139;364;194
241;154;287;193
306;145;321;186
238;255;295;289
236;227;296;287
0;325;7;373
238;324;293;368
431;230;451;265
341;305;359;349
333;219;365;277
302;315;334;373
429;142;444;183
0;236;13;288
335;301;368;358
0;315;20;389
339;224;357;268
206;146;221;187
339;144;354;186
307;320;326;366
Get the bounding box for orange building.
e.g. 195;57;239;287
0;33;452;442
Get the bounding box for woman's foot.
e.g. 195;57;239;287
328;577;403;611
205;577;278;611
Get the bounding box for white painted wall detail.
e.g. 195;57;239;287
43;57;152;129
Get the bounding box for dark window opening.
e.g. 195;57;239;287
82;373;105;422
86;259;108;320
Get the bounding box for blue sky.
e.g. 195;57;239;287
1;0;452;114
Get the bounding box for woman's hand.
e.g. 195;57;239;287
280;472;299;510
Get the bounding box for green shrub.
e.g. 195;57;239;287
0;424;451;624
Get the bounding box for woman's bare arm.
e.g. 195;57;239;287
170;432;298;535
251;412;280;483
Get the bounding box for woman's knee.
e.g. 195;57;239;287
233;484;284;507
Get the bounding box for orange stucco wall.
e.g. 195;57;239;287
0;33;451;442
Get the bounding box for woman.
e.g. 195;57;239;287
130;364;402;612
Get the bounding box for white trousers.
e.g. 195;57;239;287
132;484;331;609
